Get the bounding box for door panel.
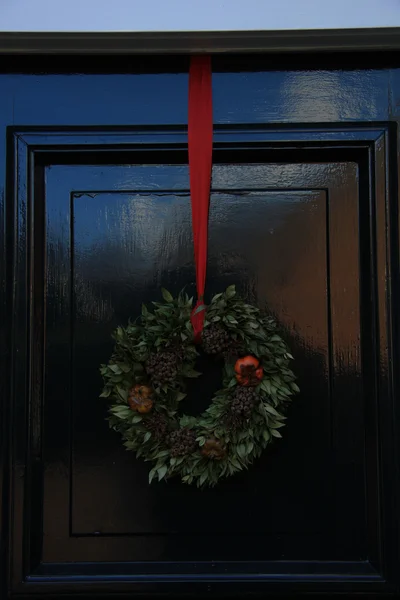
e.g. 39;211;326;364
37;157;366;565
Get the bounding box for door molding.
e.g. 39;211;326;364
1;27;400;55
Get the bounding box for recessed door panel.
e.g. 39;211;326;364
39;160;365;563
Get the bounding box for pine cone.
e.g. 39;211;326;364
145;413;169;441
228;387;258;425
202;325;231;355
146;349;181;387
168;428;197;457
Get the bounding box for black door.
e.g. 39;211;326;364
1;55;400;598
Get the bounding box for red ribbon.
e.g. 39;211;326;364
188;55;213;342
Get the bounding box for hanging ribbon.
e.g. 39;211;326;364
188;55;213;342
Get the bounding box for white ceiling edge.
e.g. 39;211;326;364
1;0;399;33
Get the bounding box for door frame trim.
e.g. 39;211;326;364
1;27;400;55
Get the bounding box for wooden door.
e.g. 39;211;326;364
1;55;399;598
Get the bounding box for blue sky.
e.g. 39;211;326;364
1;0;399;32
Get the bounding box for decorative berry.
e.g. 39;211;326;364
168;428;197;457
202;325;231;355
229;386;258;424
146;350;181;387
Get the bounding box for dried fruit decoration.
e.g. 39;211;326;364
128;384;154;414
201;438;226;460
234;355;264;386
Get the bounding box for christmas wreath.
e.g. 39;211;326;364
100;285;299;488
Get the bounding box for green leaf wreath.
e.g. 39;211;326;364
100;285;299;488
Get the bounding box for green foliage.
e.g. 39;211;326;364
100;286;298;488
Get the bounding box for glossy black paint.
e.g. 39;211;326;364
1;56;400;599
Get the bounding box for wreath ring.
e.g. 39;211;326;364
100;285;299;488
